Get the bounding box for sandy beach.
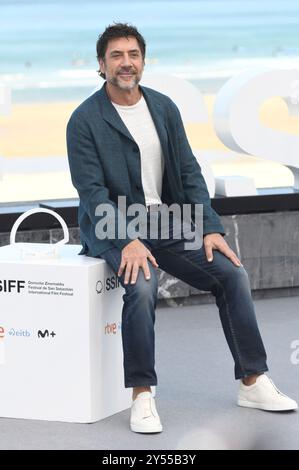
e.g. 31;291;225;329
0;95;296;203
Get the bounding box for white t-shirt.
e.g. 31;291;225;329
111;95;165;206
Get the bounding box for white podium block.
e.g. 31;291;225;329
215;175;257;197
0;243;132;423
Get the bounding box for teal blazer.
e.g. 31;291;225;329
66;83;224;256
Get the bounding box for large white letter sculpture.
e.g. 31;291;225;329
213;69;299;189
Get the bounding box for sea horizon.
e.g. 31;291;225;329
1;0;299;102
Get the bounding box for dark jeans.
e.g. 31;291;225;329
98;210;268;388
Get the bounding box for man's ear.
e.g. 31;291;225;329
98;58;105;74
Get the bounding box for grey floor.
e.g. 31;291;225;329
1;295;299;450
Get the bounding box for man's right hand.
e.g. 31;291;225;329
118;239;159;284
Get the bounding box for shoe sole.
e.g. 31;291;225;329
238;399;298;411
130;423;163;433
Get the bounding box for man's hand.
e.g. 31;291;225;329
203;233;242;267
118;239;159;284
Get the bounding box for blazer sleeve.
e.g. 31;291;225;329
172;102;225;236
66;113;135;251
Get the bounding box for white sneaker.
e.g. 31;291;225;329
130;391;163;433
238;374;298;411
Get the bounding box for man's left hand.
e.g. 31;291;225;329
203;233;242;267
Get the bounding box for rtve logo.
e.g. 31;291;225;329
104;322;121;335
0;279;25;293
96;274;120;294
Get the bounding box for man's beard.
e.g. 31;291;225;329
108;72;141;91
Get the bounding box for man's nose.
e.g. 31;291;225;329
121;54;132;67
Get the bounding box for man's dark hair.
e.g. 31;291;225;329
96;23;146;79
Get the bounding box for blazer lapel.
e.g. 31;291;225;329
97;83;169;157
97;84;136;143
140;85;169;164
141;86;184;202
95;83;173;194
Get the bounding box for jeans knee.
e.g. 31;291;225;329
226;265;250;288
126;271;158;302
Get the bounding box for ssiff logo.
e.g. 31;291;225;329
96;275;120;294
0;280;25;293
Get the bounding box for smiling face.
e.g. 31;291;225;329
99;36;145;91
